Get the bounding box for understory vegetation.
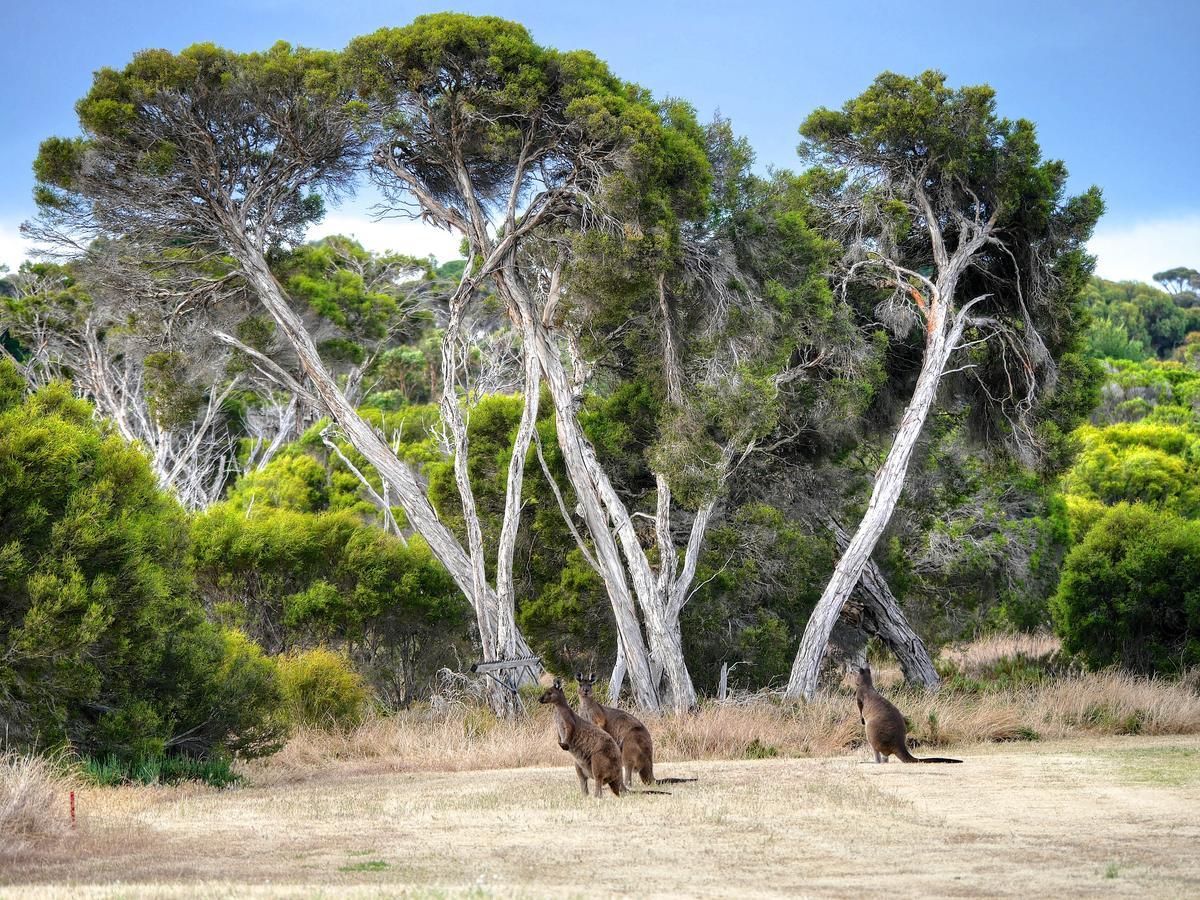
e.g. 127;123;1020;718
3;13;1200;802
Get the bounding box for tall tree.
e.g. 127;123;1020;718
1153;266;1200;298
343;14;721;709
784;71;1103;699
27;40;538;710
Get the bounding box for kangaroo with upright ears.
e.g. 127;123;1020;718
856;666;962;764
538;677;626;797
576;672;697;787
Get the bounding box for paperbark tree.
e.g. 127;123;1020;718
785;71;1103;698
28;40;539;710
345;17;828;711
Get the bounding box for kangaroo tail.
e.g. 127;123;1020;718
654;777;698;784
634;789;672;795
898;744;963;764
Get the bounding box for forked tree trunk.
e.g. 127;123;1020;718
514;298;662;710
829;519;940;688
233;245;537;700
787;316;962;699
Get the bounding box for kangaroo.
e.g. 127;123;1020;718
538;678;626;797
576;672;697;787
856;666;962;764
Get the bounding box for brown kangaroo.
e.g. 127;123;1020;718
856;666;962;764
576;672;697;787
538;678;625;797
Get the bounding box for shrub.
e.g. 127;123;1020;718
276;648;369;729
78;752;240;788
1052;504;1200;674
0;362;283;760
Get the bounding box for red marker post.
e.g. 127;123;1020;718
69;790;76;828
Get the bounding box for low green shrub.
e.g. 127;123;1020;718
78;752;240;788
1052;503;1200;674
276;648;369;729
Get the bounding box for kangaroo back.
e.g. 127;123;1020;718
856;666;962;764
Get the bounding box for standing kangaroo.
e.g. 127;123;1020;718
576;672;697;787
856;666;962;764
538;678;625;797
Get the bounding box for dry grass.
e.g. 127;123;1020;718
0;752;78;858
5;736;1200;898
939;630;1064;674
245;666;1200;784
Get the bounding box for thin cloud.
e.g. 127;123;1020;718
1089;215;1200;284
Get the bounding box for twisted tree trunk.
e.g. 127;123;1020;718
825;519;939;687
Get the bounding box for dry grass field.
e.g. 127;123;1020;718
4;733;1200;898
6;642;1200;898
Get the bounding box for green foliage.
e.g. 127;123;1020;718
683;504;832;691
1081;277;1199;359
744;738;780;759
191;502;467;706
227;452;331;513
143;350;206;428
1062;422;1200;520
1053;504;1200;674
938;650;1070;694
78;751;240;788
0;362;281;760
275;648;369;729
34;40;362;263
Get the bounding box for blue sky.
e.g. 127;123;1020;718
2;0;1197;280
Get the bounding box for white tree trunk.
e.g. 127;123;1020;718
494;341;541;660
233;246;537;693
786;318;961;699
828;519;939;688
513;296;662;710
505;281;704;711
608;641;627;702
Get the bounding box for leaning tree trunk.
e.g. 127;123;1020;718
232;243;537;688
828;519;940;688
786;315;961;699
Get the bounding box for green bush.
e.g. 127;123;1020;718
276;648;369;729
79;752;241;788
1052;503;1200;674
0;361;283;760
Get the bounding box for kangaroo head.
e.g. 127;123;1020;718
857;665;874;688
576;671;597;698
538;677;566;705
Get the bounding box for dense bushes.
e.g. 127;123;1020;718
191;497;468;706
0;362;282;761
1053;504;1200;674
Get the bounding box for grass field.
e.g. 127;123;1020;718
5;734;1200;898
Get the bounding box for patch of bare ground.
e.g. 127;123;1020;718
3;734;1199;898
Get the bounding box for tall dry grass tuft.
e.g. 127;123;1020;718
0;751;77;857
243;668;1200;783
939;631;1064;675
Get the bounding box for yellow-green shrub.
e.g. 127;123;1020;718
276;648;369;729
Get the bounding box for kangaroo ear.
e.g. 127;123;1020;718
588;671;596;682
574;672;583;682
553;677;562;689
